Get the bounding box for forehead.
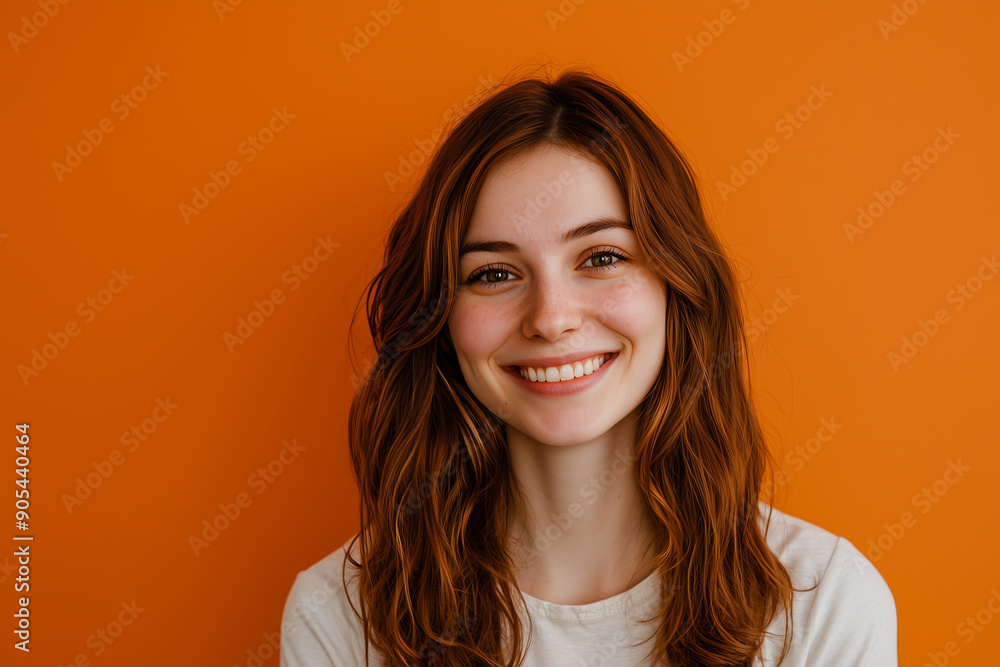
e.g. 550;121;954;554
466;144;627;238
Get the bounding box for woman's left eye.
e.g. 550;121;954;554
582;248;629;271
464;247;631;290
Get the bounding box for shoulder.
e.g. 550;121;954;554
756;502;841;572
280;534;376;666
756;502;893;598
756;503;898;666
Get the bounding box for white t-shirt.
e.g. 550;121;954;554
280;505;897;666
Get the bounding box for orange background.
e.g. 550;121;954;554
2;1;998;665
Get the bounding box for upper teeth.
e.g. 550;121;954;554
518;354;610;382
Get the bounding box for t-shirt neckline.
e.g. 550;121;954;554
516;569;661;622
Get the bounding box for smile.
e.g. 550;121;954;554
515;353;613;383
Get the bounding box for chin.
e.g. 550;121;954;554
510;421;613;448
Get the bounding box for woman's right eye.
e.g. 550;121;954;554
465;263;515;289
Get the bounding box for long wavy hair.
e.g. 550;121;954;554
345;64;797;666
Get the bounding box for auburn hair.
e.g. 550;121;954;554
345;64;798;666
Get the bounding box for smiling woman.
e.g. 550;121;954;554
280;66;897;666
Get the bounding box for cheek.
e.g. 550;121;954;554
447;302;508;364
602;282;667;341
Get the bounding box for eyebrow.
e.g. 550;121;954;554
459;217;633;257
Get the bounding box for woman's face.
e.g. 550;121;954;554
447;144;667;448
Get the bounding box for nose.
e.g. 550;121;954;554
521;273;584;342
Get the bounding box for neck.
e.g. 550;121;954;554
504;408;658;605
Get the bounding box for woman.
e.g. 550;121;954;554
281;66;897;666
